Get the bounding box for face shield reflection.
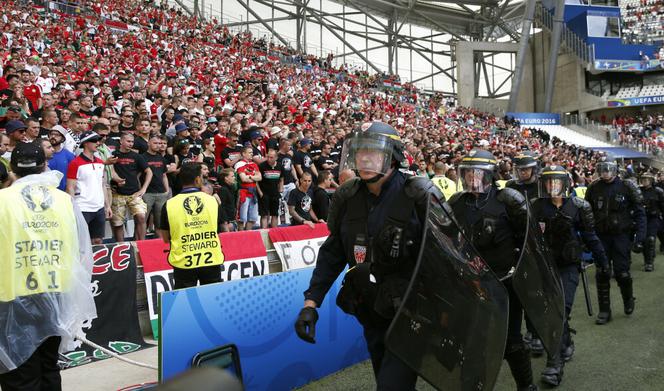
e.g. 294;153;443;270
459;167;492;193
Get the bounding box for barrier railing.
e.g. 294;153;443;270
535;2;595;66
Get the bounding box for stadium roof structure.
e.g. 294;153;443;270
178;0;529;96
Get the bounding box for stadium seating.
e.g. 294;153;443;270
620;0;664;44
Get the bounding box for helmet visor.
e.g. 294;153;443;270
596;162;617;181
458;167;493;193
339;134;394;176
538;177;570;198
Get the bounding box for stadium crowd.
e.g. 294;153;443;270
593;113;664;155
0;0;654;242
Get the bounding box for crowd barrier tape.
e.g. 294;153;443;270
158;268;369;390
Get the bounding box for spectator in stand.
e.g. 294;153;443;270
111;132;152;242
294;138;318;181
67;113;89;151
249;130;267;164
338;168;356;185
66;131;111;244
221;133;242;169
217;168;237;232
277;138;298;224
266;126;283;151
133;119;151;154
35;138;54;164
143;134;170;233
288;172;320;228
39;109;59;136
235;146;262;230
0;134;11;170
311;170;333;221
258;150;283;228
3;120;27;159
47;126;75;191
24;117;41;142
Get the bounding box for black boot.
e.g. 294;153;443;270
595;279;612;325
540;354;564;387
505;343;537;391
616;273;635;315
644;237;656;272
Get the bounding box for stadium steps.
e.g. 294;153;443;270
535;125;614;148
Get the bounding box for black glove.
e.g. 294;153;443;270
294;307;319;344
632;241;644;254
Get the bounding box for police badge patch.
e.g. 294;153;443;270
354;245;367;263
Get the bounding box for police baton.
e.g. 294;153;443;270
579;262;593;317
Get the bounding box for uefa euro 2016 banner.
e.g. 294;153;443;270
137;231;271;339
594;59;663;72
505;112;561;126
608;95;664;107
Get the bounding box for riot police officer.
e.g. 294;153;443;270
447;149;537;391
638;171;664;272
506;150;543;356
506;151;540;199
532;166;609;387
294;122;442;389
585;157;646;324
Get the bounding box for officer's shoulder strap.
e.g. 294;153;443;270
405;175;444;202
655;186;664;196
327;178;362;234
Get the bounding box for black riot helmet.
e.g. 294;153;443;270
457;149;497;193
638;171;656;188
512;151;539;184
538;165;571;198
595;156;618;182
339;121;404;183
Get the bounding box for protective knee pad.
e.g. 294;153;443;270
504;341;533;388
595;267;612;283
615;271;631;284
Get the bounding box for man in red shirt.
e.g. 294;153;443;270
20;70;42;113
234;146;262;231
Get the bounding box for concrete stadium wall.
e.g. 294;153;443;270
455;41;534;112
531;30;606;115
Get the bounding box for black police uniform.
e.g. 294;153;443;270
640;183;664;270
655;179;664;251
303;170;441;390
585;176;646;322
506;180;539;201
448;186;536;390
532;196;608;384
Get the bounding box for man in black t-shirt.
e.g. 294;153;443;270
142;134;170;231
294;138;318;181
312;170;333;221
111;132;152;242
287;172;321;227
221;134;243;168
258;150;283;228
277;138;298;224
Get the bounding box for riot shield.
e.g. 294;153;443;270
385;195;509;391
511;200;565;356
